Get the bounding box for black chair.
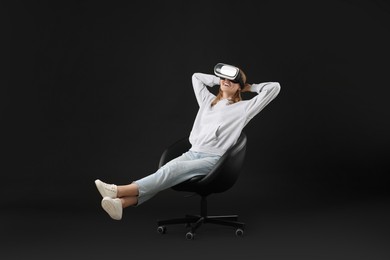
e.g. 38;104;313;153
156;132;247;240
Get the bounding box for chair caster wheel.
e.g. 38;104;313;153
235;228;244;237
186;231;195;240
157;226;167;234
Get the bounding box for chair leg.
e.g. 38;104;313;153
206;217;245;229
207;215;238;221
157;216;199;226
185;214;200;219
190;216;205;234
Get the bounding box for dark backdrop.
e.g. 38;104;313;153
4;0;390;210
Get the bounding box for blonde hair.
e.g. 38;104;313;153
211;68;250;107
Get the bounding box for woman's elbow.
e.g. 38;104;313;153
192;73;202;79
271;82;281;96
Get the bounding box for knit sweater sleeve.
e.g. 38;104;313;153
244;82;281;122
191;73;220;106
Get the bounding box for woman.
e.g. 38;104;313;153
95;63;281;220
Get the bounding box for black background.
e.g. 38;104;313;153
4;0;390;259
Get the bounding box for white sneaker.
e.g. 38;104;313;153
95;179;117;198
101;197;123;220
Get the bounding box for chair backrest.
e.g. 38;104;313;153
159;132;247;196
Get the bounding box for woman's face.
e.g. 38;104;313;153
220;78;241;95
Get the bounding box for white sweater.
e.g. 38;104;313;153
189;73;281;156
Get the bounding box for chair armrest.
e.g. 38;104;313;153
194;133;247;189
158;137;191;168
194;151;229;187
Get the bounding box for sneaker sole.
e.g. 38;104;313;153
101;198;122;220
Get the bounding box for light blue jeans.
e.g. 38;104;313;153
133;150;221;205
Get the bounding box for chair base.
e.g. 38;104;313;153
156;196;245;239
157;214;245;231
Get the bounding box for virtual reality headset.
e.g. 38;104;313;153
214;63;244;88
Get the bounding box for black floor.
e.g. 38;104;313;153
2;194;390;260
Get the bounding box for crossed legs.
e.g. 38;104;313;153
94;151;221;221
117;183;139;208
95;180;140;220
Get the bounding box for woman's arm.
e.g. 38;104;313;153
192;73;220;106
244;82;281;121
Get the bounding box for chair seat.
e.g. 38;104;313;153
172;175;204;192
